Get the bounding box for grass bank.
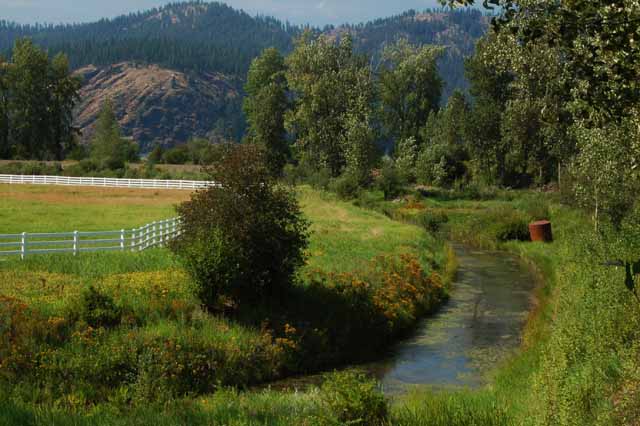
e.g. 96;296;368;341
354;187;640;426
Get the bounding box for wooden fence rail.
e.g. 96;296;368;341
0;218;181;259
0;174;215;190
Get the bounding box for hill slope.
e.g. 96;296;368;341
0;2;487;150
74;63;243;150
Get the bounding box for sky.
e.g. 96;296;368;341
0;0;466;27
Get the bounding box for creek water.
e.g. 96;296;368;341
369;244;536;394
260;245;536;394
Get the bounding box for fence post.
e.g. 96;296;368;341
131;229;136;252
120;229;125;251
152;222;157;248
73;231;78;256
21;232;27;260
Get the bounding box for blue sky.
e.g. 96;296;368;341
0;0;469;27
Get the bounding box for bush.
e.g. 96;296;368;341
319;371;388;426
376;158;404;200
417;210;449;234
69;286;122;329
171;145;309;309
416;143;467;188
487;208;531;242
307;167;332;190
519;196;551;221
329;172;362;200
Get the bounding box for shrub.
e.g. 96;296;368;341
416;143;467;188
376;158;404;200
487;208;531;243
329;172;362;200
307;167;332;190
416;210;449;233
300;254;447;364
282;163;300;186
171;144;309;309
319;371;388;426
69;286;122;329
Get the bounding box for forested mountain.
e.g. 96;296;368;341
0;2;299;75
330;9;488;100
0;1;487;150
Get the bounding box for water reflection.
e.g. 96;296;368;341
373;245;535;394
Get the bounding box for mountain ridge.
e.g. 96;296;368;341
0;2;488;150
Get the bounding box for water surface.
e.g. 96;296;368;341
371;244;535;394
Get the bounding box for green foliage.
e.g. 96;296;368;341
244;48;290;176
415;92;469;187
319;371;388;426
379;39;444;144
416;141;466;188
376;158;404;201
0;39;80;160
285;32;377;178
394;136;418;183
90;100;138;170
173;228;241;311
171;144;309;308
573;113;640;232
329;172;363;200
70;286;123;329
416;210;449;234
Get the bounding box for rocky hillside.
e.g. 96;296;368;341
1;2;487;151
74;63;242;151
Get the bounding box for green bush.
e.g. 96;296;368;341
416;211;449;233
376;159;404;200
307;167;332;190
0;161;63;176
488;208;531;242
176;229;241;310
70;286;122;329
319;371;388;426
329;172;362;200
519;196;551;221
171;145;309;309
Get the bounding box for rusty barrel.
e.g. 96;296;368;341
529;220;553;242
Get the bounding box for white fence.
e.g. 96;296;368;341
0;218;181;259
0;174;214;190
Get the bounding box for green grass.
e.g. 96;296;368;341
360;187;640;426
3;183;637;425
0;184;451;425
0;184;188;233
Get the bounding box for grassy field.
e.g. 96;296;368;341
0;184;438;266
3;183;636;425
0;184;189;233
0;183;451;425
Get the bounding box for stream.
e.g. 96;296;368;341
262;244;536;394
369;244;536;394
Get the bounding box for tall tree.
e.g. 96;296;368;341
244;47;290;176
0;56;9;159
286;32;376;178
378;39;444;145
6;39;51;159
91;100;137;169
47;53;81;160
0;39;80;160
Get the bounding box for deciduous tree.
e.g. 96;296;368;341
244;47;290;176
